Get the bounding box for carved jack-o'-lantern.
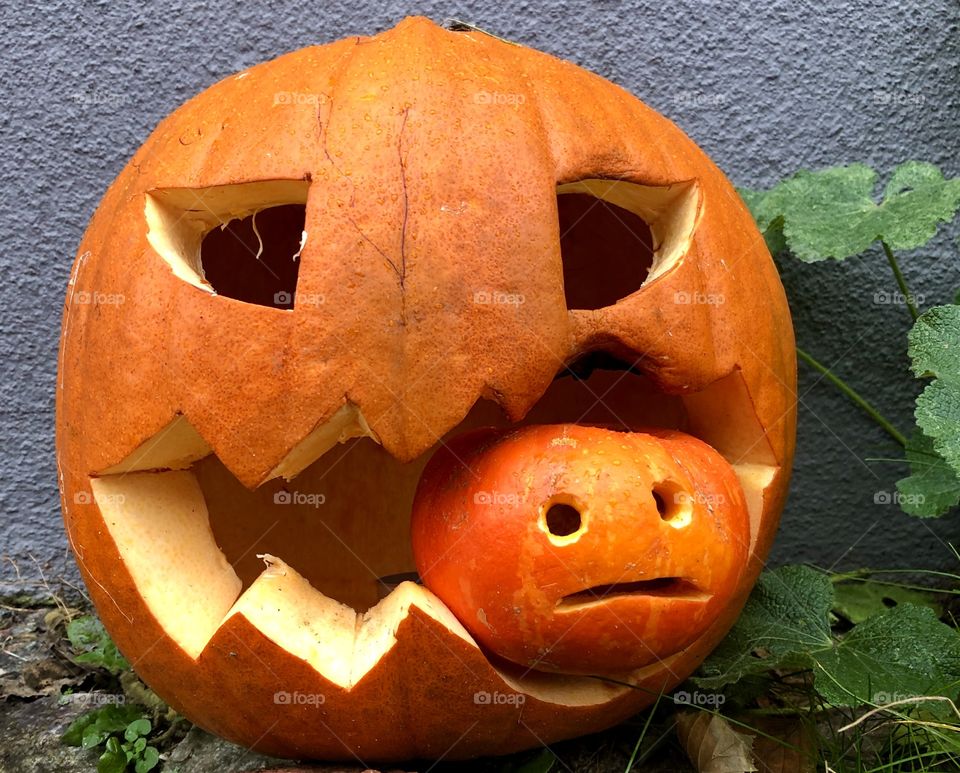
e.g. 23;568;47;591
56;17;795;762
411;425;751;675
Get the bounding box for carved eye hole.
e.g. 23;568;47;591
199;204;305;309
556;179;701;311
557;191;653;310
145;180;309;309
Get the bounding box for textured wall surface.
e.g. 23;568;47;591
3;0;958;594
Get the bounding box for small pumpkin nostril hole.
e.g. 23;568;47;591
652;490;668;518
546;503;582;537
652;482;693;528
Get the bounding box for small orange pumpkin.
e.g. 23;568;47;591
412;424;751;674
57;16;795;762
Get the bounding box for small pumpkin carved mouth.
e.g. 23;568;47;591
557;577;709;608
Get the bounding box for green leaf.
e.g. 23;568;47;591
914;367;960;470
902;308;960;516
813;604;960;711
124;718;151;742
66;615;130;674
62;711;99;747
62;704;144;748
135;747;160;773
832;578;942;624
64;704;159;772
739;189;786;255
695;566;833;689
504;748;556;773
740;162;960;262
896;431;960;517
698;568;960;711
920;724;960;760
81;727;106;750
97;737;129;773
908;306;960;481
880;162;960;248
908;306;960;379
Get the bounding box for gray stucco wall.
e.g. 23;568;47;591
3;0;958;595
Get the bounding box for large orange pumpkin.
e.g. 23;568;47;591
56;16;796;762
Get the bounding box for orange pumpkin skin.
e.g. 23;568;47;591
412;425;750;674
55;16;797;762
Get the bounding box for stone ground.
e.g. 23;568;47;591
0;594;697;773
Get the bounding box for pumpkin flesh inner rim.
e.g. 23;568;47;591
87;367;777;704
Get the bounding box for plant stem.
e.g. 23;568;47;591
625;690;662;772
740;706;815;717
881;240;919;320
797;347;908;447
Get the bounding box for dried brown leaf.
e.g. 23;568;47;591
676;711;758;773
747;716;816;773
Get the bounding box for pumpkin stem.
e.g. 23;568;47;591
442;18;520;46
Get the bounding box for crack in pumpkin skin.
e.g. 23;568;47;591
319;102;412;298
56;16;796;762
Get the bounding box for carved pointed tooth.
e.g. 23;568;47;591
265;403;379;482
222;555;475;688
730;463;777;552
225;554;358;688
99;415;212;474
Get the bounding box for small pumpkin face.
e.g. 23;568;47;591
412;425;750;674
56;16;796;763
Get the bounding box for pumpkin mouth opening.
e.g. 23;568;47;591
557;577;709;609
86;362;778;695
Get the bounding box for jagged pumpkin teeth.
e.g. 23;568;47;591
57;17;795;762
